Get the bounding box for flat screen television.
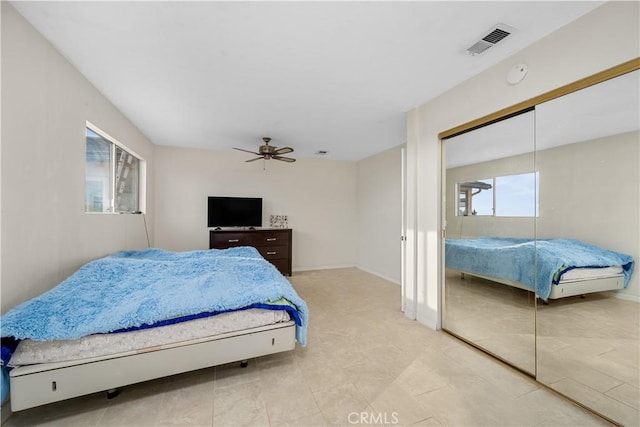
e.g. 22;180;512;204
208;196;262;228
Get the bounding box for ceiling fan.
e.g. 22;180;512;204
233;137;296;163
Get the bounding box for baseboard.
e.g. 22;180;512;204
355;266;401;285
416;307;438;331
292;265;402;286
292;264;355;272
614;292;640;303
403;308;417;320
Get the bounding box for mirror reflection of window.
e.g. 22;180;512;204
495;172;539;217
457;179;493;216
456;172;538;217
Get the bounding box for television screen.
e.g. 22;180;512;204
208;196;262;228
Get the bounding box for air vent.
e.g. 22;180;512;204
467;23;517;56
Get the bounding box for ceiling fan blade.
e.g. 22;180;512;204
245;156;264;162
273;147;294;155
273;155;296;163
234;147;261;155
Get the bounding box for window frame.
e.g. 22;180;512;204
85;121;146;214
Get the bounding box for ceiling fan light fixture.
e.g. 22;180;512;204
233;137;296;163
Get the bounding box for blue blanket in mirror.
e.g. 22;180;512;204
445;237;634;300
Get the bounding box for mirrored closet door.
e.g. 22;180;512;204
535;69;639;426
442;110;537;375
442;63;639;425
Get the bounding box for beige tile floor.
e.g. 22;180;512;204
3;268;609;426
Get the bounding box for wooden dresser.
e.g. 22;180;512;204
209;229;292;276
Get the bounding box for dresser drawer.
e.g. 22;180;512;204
209;232;254;248
269;259;291;276
256;246;288;260
254;231;290;246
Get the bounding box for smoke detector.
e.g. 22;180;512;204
467;23;517;56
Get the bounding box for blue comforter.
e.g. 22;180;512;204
445;238;634;300
1;247;308;352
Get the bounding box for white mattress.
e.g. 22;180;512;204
9;308;290;367
559;265;623;282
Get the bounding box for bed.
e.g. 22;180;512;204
0;246;308;411
445;237;634;300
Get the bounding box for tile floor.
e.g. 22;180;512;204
3;268;610;426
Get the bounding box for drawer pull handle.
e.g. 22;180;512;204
228;239;239;243
266;238;277;241
267;251;276;255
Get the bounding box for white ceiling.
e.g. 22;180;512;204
11;1;604;161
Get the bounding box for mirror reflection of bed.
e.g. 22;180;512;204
443;68;639;425
534;69;639;426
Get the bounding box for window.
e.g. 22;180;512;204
85;123;143;213
456;172;538;217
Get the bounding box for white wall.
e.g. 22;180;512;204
1;3;155;313
356;144;403;284
406;1;640;328
153;146;357;270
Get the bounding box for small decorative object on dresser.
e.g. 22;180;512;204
270;215;288;228
209;229;292;276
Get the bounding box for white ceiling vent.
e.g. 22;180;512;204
467;23;517;56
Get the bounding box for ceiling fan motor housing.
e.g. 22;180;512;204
260;144;276;154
